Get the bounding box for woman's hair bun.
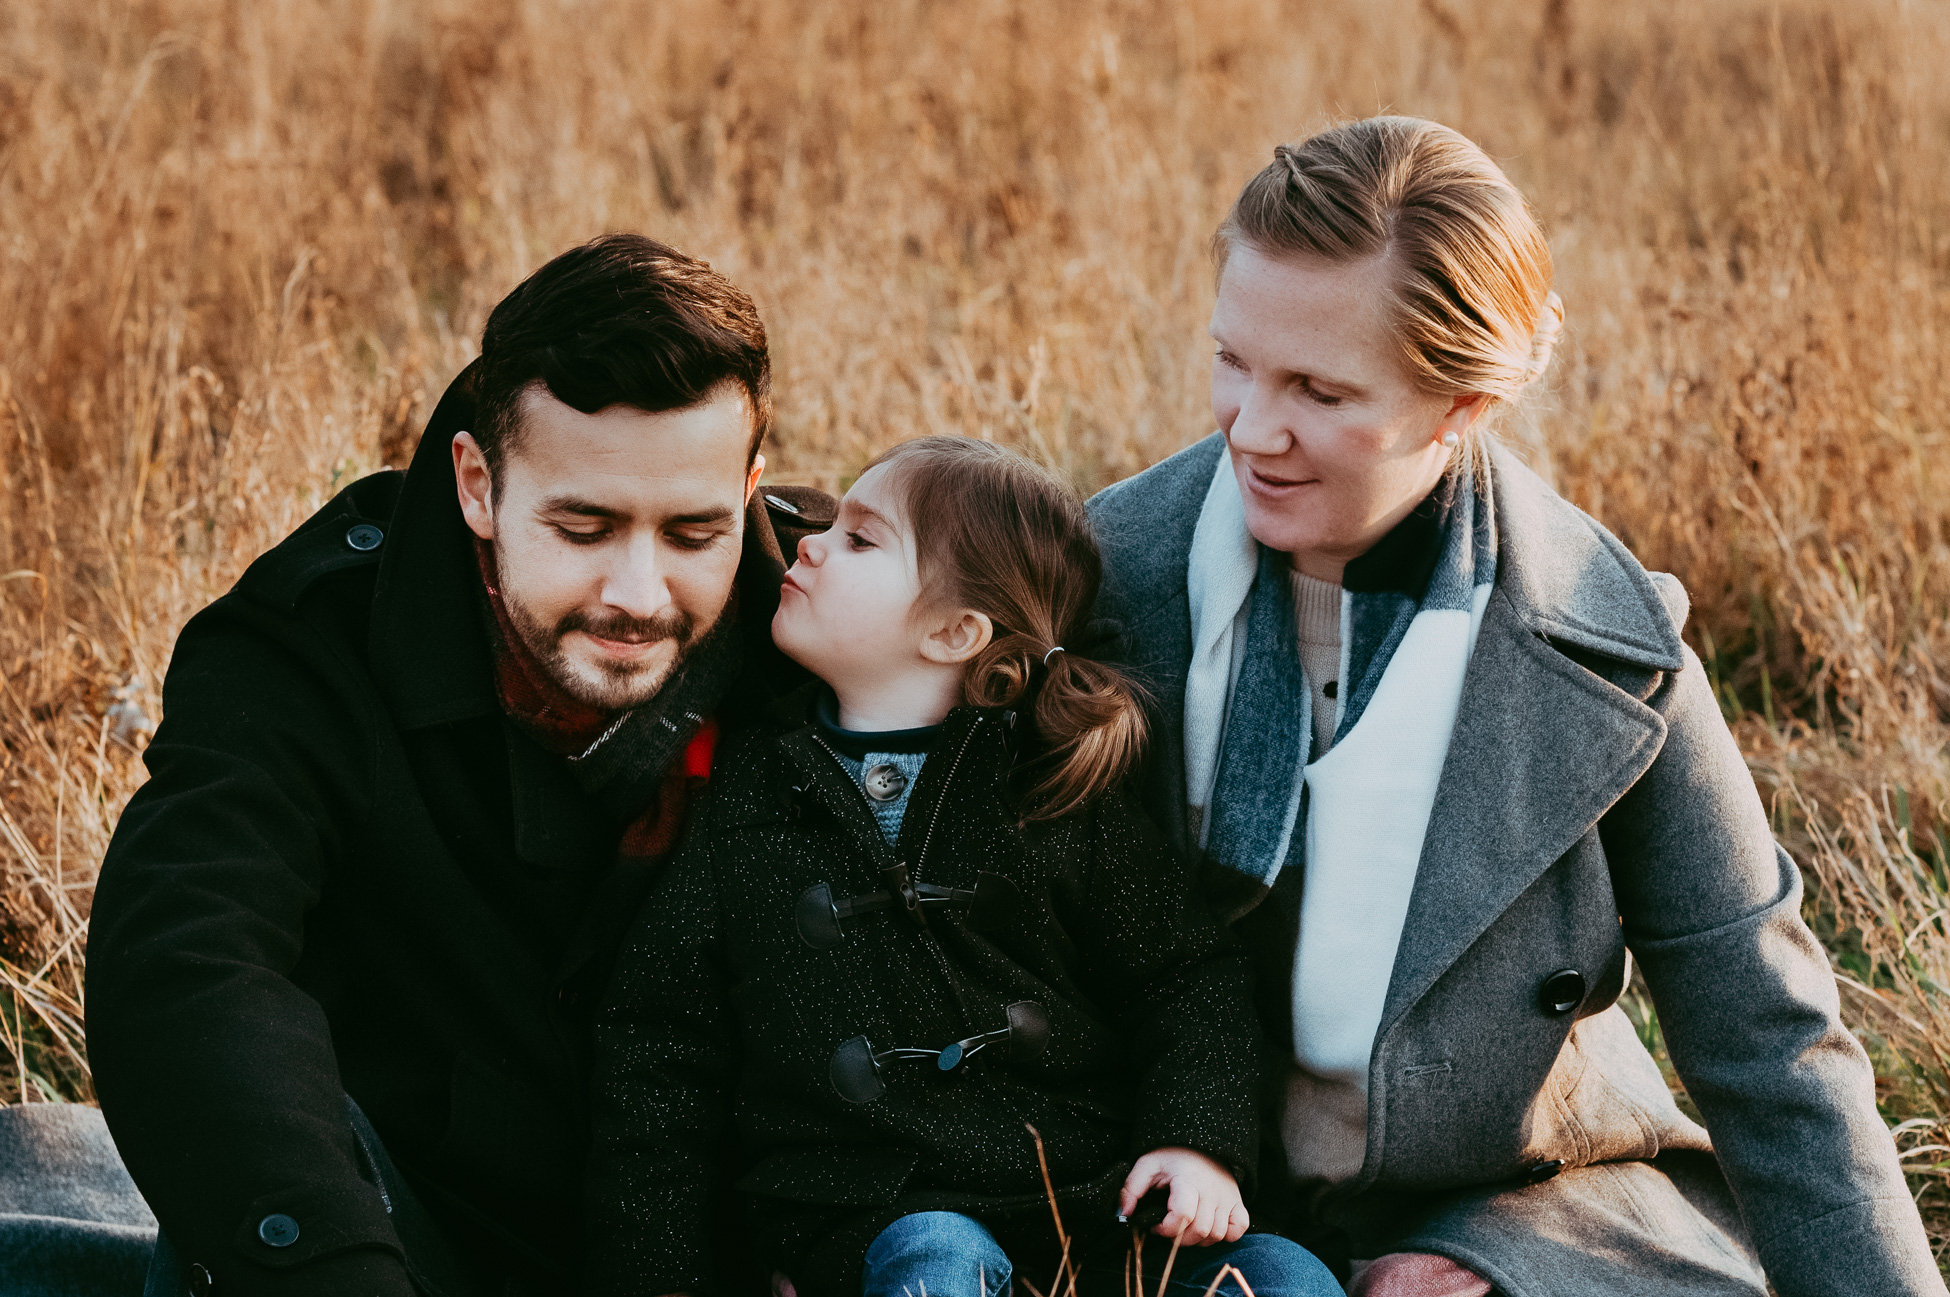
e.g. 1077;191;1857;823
1526;290;1565;384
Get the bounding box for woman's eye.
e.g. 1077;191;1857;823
1304;381;1344;408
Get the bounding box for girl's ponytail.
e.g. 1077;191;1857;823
864;437;1148;821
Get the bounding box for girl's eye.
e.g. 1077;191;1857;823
846;531;875;551
1215;348;1245;372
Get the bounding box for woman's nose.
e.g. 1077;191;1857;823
1226;385;1293;457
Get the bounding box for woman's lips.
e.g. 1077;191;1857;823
1245;462;1319;493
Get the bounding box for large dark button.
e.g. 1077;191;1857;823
345;523;384;552
1538;969;1586;1016
1526;1159;1565;1184
188;1264;213;1296
862;763;907;803
257;1212;301;1247
1323;679;1339;699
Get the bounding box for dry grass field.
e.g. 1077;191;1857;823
3;0;1949;1258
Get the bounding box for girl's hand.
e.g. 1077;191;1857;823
1116;1146;1249;1246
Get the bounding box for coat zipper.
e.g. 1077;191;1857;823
812;717;989;1035
811;715;983;880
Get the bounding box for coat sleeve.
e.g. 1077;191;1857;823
585;828;736;1296
1060;793;1264;1189
1603;643;1944;1296
86;597;413;1296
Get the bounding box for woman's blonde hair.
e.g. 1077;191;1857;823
864;436;1146;821
1216;116;1563;411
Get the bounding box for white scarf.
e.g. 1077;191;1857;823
1182;445;1494;1180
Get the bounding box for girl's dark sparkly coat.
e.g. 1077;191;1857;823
586;704;1264;1297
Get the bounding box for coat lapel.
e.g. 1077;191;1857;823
1374;586;1666;1041
1087;433;1224;861
1375;447;1687;1046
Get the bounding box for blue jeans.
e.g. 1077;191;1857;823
861;1211;1342;1297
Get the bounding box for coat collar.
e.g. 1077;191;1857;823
1088;433;1687;869
1482;442;1685;674
365;360;797;734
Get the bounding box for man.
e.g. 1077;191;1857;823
87;234;832;1297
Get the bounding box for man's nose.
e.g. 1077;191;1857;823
1225;384;1293;457
600;539;674;619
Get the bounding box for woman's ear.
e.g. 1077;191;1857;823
919;608;994;666
1435;392;1490;444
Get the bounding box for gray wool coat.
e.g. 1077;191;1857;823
1088;433;1945;1297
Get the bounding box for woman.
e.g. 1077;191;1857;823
1089;117;1943;1297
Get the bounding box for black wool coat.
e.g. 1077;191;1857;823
586;704;1265;1297
86;364;831;1297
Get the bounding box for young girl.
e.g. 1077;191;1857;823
587;438;1338;1297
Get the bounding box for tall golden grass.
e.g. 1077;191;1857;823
3;0;1947;1253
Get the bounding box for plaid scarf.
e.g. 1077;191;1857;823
476;541;732;862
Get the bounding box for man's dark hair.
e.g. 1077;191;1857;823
471;232;771;480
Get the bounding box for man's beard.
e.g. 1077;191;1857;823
505;594;699;712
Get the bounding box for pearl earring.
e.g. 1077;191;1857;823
1440;431;1460;448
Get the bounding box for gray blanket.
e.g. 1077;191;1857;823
0;1103;156;1297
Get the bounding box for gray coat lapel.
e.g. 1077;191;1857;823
1375;447;1688;1045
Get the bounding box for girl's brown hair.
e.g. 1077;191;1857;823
864;436;1146;821
1216;116;1563;421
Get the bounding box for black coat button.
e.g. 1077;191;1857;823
1323;679;1338;699
257;1212;301;1247
1526;1159;1565;1184
345;523;384;552
189;1264;213;1296
1539;969;1586;1016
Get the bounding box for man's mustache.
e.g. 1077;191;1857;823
558;607;693;648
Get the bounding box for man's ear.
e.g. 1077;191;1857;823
453;432;497;542
918;608;994;666
744;453;766;505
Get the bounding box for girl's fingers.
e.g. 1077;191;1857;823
1156;1180;1201;1241
1146;1178;1193;1240
1118;1154;1169;1218
1192;1193;1221;1247
1222;1200;1250;1243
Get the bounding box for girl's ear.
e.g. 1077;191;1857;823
919;608;994;666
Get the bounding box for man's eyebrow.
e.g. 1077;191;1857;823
535;497;738;527
665;506;739;528
537;495;621;519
